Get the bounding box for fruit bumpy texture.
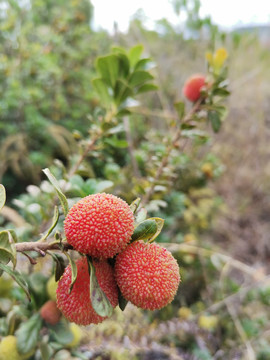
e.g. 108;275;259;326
183;74;206;102
0;336;22;360
40;300;62;325
56;257;118;325
115;240;180;310
64;193;134;258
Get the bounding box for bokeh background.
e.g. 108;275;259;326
0;1;270;359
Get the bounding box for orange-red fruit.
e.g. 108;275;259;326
56;257;118;325
64;193;134;258
183;74;206;102
115;240;180;310
40;300;62;325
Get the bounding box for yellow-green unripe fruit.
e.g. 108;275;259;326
0;336;22;360
67;323;83;348
46;276;58;301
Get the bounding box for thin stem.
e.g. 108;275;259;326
123;116;141;178
141;98;203;205
68;134;99;178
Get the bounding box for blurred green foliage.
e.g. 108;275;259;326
0;0;111;195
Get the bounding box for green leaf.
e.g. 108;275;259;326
114;79;133;104
0;184;6;211
48;252;66;282
104;138;128;149
96;55;119;87
147;217;165;242
95;180;114;193
174;101;185;119
0;230;17;268
27;272;48;308
16;313;42;355
48;320;74;345
129;44;144;68
118;290;128;311
129;70;154;87
39;342;54;360
213;87;230;97
209;110;222;133
129;198;141;213
92;78;112;106
135;207;147;224
42;168;69;216
64;252;77;294
131;219;158;242
116;53;130;77
0;263;30;300
134;58;152;71
88;259;113;317
39;206;59;242
136;83;158;94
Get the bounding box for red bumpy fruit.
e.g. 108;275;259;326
40;300;62;325
115;240;180;310
56;257;118;325
64;193;134;258
183;74;206;102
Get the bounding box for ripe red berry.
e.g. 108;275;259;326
115;240;180;310
56;257;118;325
64;193;134;258
40;300;62;325
183;74;206;102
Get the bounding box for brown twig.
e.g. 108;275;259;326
68;134;100;179
141;98;203;205
15;241;72;254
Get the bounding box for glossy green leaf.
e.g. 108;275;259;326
0;230;17;268
64;252;77;293
88;259;113;317
16;313;42;354
0;184;6;211
134;58;152;71
0;263;30;301
131;219;158;242
92;78;112;105
209;110;221;133
39;206;59;242
42;168;69;216
129;44;144;68
147;217;165;242
129;70;154;87
96;54;119;87
137;83;158;94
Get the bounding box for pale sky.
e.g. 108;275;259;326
91;0;270;33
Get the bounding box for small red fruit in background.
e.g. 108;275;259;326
115;240;180;310
183;74;206;102
64;193;134;258
40;300;62;325
56;257;118;325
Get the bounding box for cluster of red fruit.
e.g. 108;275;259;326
55;193;180;326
